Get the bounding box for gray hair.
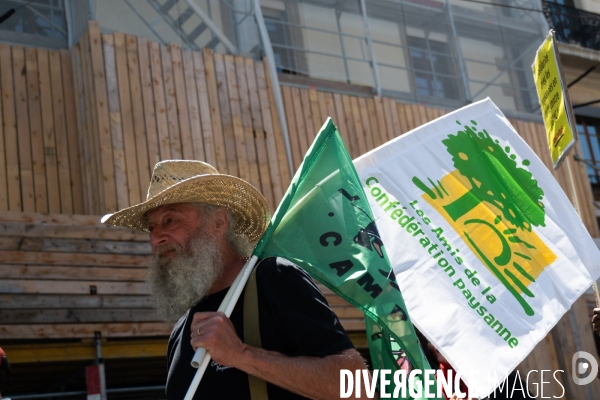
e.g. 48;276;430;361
192;203;255;258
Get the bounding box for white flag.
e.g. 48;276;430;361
353;98;600;398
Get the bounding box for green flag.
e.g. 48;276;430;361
253;118;438;399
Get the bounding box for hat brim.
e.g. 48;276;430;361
101;174;270;243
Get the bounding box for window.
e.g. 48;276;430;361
576;118;600;201
0;0;68;48
408;36;461;101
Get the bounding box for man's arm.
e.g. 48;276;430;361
191;311;370;400
593;308;600;336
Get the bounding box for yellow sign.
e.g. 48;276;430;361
532;30;577;169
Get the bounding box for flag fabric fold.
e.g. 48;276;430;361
353;98;600;398
253;118;438;399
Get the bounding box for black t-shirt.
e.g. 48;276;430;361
166;257;355;400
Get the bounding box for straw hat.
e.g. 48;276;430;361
101;160;270;242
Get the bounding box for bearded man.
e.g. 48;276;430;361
102;160;368;399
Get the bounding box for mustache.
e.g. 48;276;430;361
155;243;183;257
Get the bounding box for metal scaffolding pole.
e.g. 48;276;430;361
446;0;471;102
359;0;381;96
253;0;295;179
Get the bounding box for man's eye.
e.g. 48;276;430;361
148;226;154;232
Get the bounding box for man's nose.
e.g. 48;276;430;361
150;226;169;249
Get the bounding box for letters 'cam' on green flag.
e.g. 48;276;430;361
253;118;437;398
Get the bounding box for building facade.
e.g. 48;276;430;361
0;0;599;398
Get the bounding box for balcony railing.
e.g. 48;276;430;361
543;1;600;50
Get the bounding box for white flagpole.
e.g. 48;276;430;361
184;255;259;400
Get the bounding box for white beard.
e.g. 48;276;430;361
146;232;224;322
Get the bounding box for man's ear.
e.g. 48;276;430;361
212;207;229;236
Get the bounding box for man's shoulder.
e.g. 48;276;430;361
255;257;314;284
169;312;188;340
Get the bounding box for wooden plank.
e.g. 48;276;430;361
0;44;21;211
329;306;364;319
409;104;422;131
148;41;171;160
0;237;19;250
48;50;73;214
291;87;309;157
332;93;350;150
341;95;358;158
381;97;396;141
160;44;182;159
137;37;160;170
214;54;238;176
202;49;226;172
0;209;145;227
300;88;315;146
0;46;7;211
169;44;194;160
570;145;599;236
396;102;410;135
567;150;592;233
0;309;159;324
260;60;289;193
0;322;173;339
317;91;329;126
551;314;588;399
192;51;216;166
323;93;336;124
336;95;359;159
12;46;34;211
0;251;151;267
6;338;167;364
37;49;61;213
0;222;148;242
350;96;367;155
425;104;436;122
73;38;95;214
570;296;600;396
234;56;260;195
254;60;283;205
388;99;402;138
125;35;151;198
182;50;205;162
60;50;84;214
89;21;118;213
70;45;88;213
81;32;102;214
338;319;365;332
102;34;129;210
242;58;273;210
114;32;141;207
372;97;387;148
364;98;379;150
281;86;302;170
80;32;99;214
10;237;150;254
417;104;428;125
223;54;248;180
0;265;146;281
309;88;322;134
0;294;153;309
90;240;151;254
0;280;150;295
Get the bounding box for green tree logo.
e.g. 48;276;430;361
412;120;554;317
414;120;546;231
